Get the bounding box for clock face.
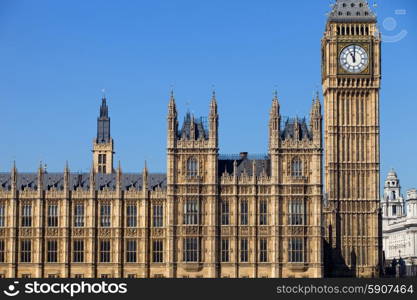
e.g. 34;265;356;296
339;45;369;73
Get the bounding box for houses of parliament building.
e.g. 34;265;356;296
0;0;382;278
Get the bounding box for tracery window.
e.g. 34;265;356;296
126;240;137;263
184;237;199;262
221;200;229;225
127;204;137;227
47;204;58;227
100;203;111;227
289;199;305;225
153;204;163;227
74;204;85;227
73;240;84;262
186;157;198;178
47;240;58;263
291;157;303;177
289;238;304;263
20;240;31;263
0;204;5;227
184;199;199;225
240;200;248;225
152;240;163;262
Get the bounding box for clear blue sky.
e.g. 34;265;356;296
0;0;416;193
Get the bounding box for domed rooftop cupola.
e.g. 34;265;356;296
385;168;399;188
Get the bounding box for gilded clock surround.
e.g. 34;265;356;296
337;42;371;75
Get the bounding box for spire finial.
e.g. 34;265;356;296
101;88;106;99
273;85;278;100
64;161;70;174
142;160;149;190
210;87;218;116
170;85;175;100
233;160;237;177
12;160;17;174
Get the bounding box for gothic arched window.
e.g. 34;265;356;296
186;157;198;178
291;158;303;178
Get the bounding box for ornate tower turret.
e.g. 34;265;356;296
165;91;219;277
37;162;44;198
310;92;322;147
382;169;404;219
92;96;114;174
167;90;178;149
89;163;95;196
142;161;148;197
64;161;70;196
116;161;122;195
209;90;218;147
268;91;281;151
11;161;17;197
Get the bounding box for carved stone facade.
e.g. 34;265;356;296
0;0;382;279
0;90;322;278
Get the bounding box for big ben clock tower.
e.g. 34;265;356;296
322;0;382;277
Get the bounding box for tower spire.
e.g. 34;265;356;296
168;88;177;116
210;89;218;116
11;160;17;186
271;89;280;115
93;94;114;174
209;89;218;146
142;160;149;193
97;95;110;143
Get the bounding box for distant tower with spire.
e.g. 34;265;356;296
92;94;114;174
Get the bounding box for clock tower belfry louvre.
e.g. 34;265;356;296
322;0;382;277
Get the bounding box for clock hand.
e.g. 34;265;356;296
353;46;356;63
350;52;356;63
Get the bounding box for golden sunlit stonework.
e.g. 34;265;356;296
322;0;382;278
0;0;381;278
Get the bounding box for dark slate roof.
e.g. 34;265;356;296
281;118;312;141
0;172;167;192
178;112;208;140
328;0;376;23
218;154;270;177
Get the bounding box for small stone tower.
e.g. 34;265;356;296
166;90;219;278
382;169;405;219
92;96;114;174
